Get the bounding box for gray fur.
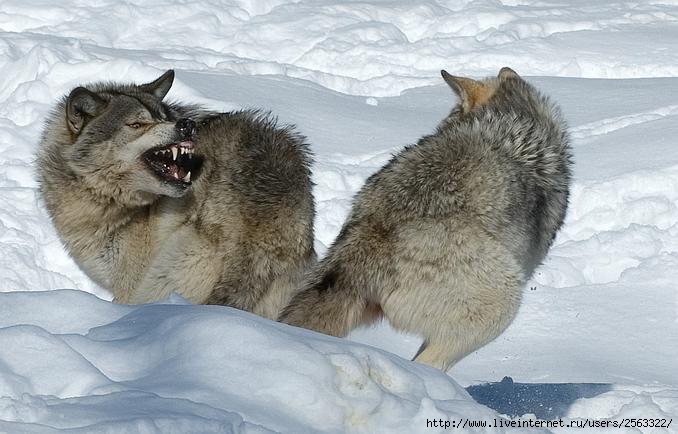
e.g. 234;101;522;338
280;67;572;370
37;71;316;319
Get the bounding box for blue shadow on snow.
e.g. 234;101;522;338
466;376;612;419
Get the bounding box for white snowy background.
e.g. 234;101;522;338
1;0;677;433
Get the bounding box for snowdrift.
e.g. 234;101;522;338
0;290;515;434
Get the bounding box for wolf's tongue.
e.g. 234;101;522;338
174;165;191;182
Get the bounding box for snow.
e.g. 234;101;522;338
1;290;509;434
1;0;677;432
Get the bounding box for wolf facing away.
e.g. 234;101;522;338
37;71;315;319
280;67;572;370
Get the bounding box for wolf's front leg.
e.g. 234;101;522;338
125;226;221;304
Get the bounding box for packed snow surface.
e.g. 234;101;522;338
1;0;678;432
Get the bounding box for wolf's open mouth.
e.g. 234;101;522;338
142;141;203;186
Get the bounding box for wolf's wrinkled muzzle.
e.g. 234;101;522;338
176;118;196;141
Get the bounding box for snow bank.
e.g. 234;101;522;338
0;290;513;434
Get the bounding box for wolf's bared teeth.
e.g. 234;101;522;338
171;146;178;160
180;148;185;155
183;171;191;183
173;172;179;180
154;151;161;155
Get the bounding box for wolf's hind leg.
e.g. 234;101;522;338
413;338;480;371
408;279;522;371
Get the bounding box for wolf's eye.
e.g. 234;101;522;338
128;122;142;129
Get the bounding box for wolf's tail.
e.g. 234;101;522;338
278;264;381;337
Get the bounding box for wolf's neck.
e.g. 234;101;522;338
41;164;151;243
37;126;155;229
42;171;155;293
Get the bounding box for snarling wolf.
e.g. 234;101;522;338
280;67;572;370
37;70;315;319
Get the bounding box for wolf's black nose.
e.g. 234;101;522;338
176;118;196;139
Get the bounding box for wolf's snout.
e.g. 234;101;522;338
176;118;196;140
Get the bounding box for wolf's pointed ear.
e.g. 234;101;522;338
498;67;519;81
66;87;105;134
140;70;175;100
441;70;494;114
